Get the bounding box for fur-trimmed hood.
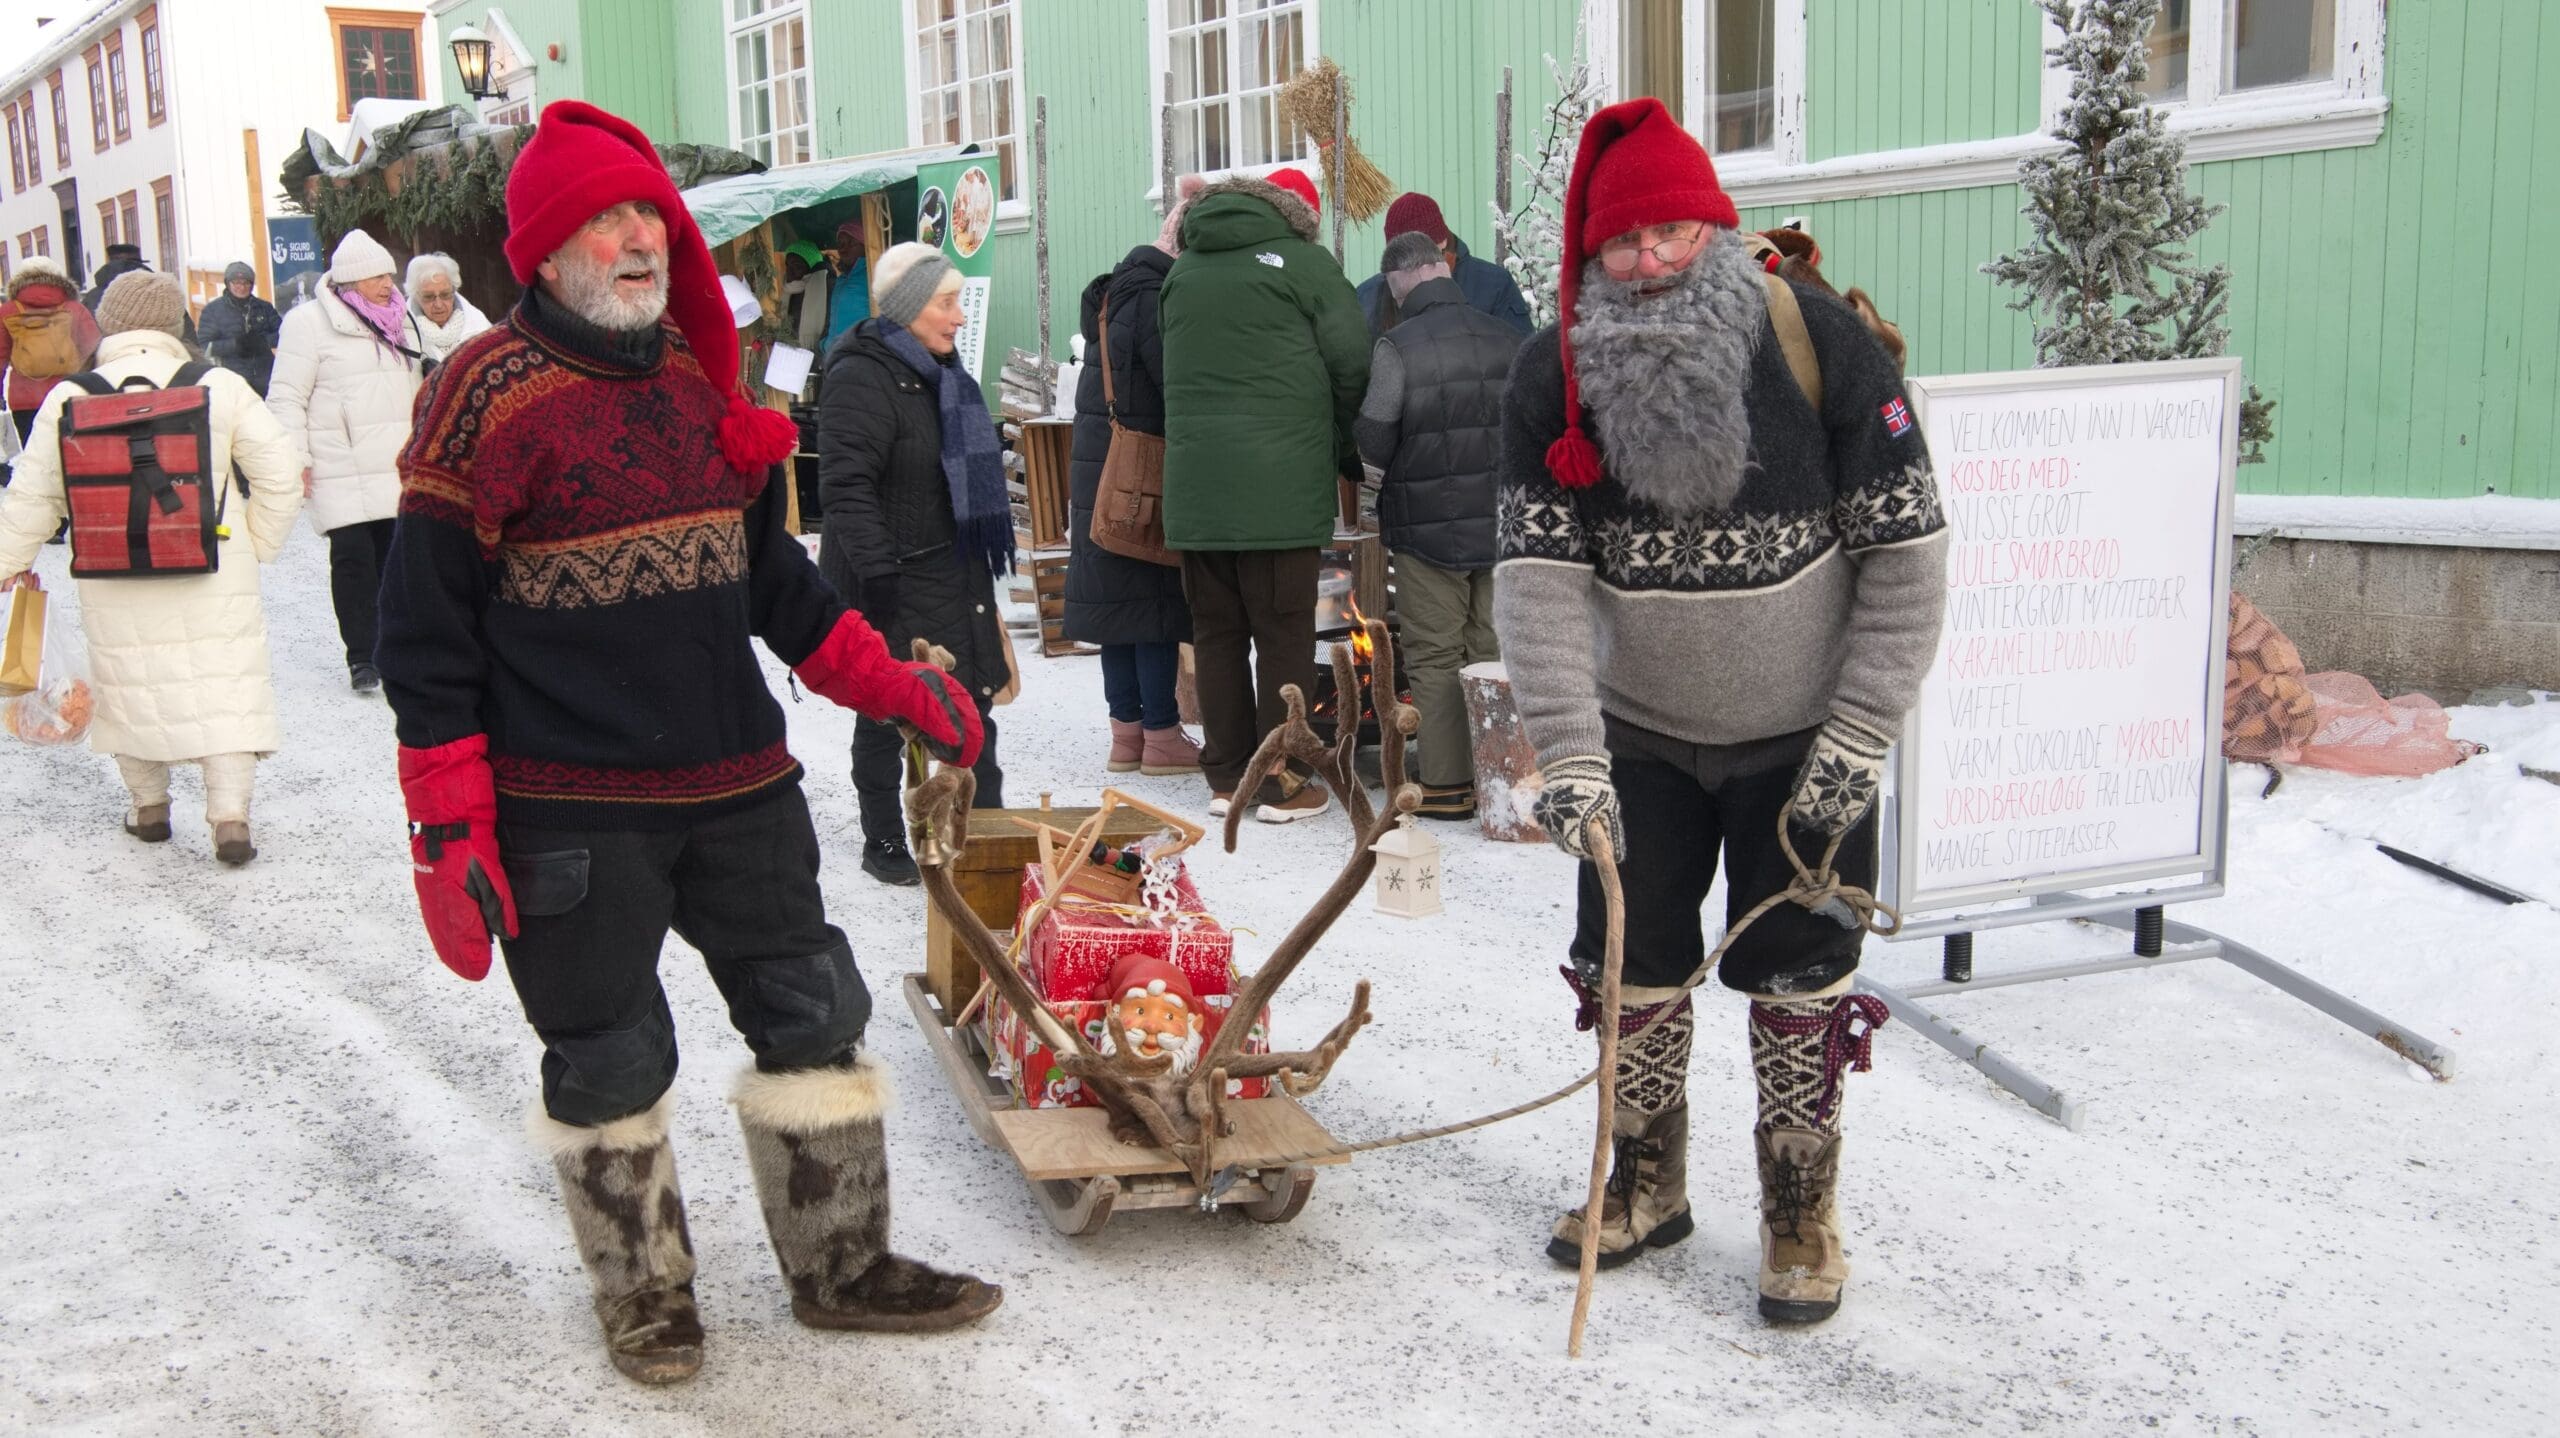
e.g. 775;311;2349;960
6;258;78;306
1179;174;1321;251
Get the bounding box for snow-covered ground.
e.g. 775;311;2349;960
3;527;2554;1437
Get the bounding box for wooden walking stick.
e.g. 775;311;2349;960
1568;827;1627;1357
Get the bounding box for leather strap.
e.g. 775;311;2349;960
1759;272;1822;415
1098;293;1120;423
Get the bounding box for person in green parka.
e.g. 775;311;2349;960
1158;168;1371;823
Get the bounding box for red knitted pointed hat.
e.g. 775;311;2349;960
1094;953;1199;1012
1547;98;1741;489
503;100;796;471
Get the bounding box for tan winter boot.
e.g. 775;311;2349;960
1547;983;1695;1269
1748;987;1889;1324
733;1057;1002;1333
1140;724;1204;776
532;1093;705;1385
1108;718;1145;773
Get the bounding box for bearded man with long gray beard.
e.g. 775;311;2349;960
377;102;1001;1384
1495;98;1947;1324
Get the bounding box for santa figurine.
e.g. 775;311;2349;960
1090;954;1206;1076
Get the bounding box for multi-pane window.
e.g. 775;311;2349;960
19;98;39;184
151;180;174;269
912;0;1021;204
1161;0;1313;177
330;10;424;119
2140;0;2336;104
98;198;119;248
49;73;70;166
85;48;108;151
1617;0;1774;153
106;34;130;141
141;8;166;125
729;0;814;168
6;106;23;194
120;192;141;253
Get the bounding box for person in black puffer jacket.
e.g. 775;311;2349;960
818;243;1010;886
1066;203;1199;779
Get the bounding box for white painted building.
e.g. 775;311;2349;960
0;0;440;309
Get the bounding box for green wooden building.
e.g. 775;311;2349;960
424;0;2556;694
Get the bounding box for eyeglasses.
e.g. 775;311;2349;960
1598;223;1707;276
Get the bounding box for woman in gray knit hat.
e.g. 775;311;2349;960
198;261;283;397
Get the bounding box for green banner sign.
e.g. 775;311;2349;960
914;155;999;379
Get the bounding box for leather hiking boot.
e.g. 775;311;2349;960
1107;718;1144;773
1756;1125;1849;1324
861;836;921;887
1140;724;1204;776
1547;1103;1691;1270
735;1059;1003;1335
535;1095;706;1386
1254;772;1330;824
123;804;172;843
212;821;256;867
1414;783;1477;821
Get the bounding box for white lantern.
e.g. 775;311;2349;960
1369;815;1444;919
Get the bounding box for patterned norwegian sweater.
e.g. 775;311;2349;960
379;289;845;830
1492;279;1949;766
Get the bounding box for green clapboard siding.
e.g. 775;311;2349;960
437;0;589;111
1807;0;2043;161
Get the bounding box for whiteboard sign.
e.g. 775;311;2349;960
1888;358;2241;918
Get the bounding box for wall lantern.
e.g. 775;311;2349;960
1369;814;1443;919
449;24;495;101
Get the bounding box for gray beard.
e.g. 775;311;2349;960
548;245;669;331
1570;229;1764;514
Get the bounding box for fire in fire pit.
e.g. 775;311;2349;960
1311;595;1411;746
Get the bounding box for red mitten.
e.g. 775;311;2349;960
398;735;520;981
793;610;984;768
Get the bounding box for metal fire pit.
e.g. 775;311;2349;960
1309;617;1410;747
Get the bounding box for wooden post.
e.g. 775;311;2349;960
1462;661;1548;844
243;129;272;297
1494;67;1514;270
1034;94;1051;361
1159;72;1176;211
1329;74;1346;263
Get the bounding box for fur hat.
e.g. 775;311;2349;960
502;100;796;470
871;241;958;327
5;255;75;304
1383;192;1451;246
95;271;188;338
328;229;397;284
1547;98;1740;490
1266;166;1322;216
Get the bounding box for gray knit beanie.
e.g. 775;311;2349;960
873;241;956;326
96;271;190;339
223;261;256;285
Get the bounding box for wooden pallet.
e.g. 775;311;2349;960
1017;420;1073;550
1029;551;1094;657
904;973;1342;1235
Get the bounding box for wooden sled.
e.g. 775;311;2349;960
903;972;1345;1235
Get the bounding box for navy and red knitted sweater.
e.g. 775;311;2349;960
379;289;846;830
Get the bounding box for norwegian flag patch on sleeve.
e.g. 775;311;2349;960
1879;397;1914;438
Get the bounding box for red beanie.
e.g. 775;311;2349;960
1546;98;1741;489
1094;953;1199;1012
503;100;796;471
1266;166;1322;216
1383;192;1451;246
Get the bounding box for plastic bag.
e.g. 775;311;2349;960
3;588;94;745
2294;672;2483;777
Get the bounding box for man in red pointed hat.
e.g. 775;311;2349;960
377;100;1001;1383
1493;98;1948;1325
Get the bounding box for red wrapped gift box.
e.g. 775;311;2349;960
1019;861;1236;1004
989;992;1271;1110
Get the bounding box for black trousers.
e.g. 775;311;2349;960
332;518;397;669
851;710;1004;844
1570;713;1880;997
496;787;868;1126
1178;547;1319;793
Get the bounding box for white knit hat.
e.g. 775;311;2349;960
328;229;398;284
871;241;960;326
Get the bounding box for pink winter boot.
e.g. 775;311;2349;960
1140;725;1204;776
1108;719;1145;773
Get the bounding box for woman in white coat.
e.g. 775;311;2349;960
266;228;422;692
0;273;303;865
405;251;491;370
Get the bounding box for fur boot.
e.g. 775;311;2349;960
1547;985;1695;1268
530;1093;704;1385
732;1056;1003;1332
1747;985;1888;1324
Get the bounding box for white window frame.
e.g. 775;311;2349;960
1143;0;1319;206
1578;0;2386;209
724;0;816;170
901;0;1027;224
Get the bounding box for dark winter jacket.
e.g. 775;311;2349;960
1065;246;1191;646
199;291;283;396
817;318;1010;706
1158;175;1371;552
83;257;148;313
1354;277;1521;571
1356;236;1532;338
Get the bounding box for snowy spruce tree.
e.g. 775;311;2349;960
1493;20;1603;330
1985;0;2274;460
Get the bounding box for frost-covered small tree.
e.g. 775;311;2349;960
1493;19;1603;330
1986;0;2274;459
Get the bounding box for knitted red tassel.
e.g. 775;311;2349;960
1546;425;1605;489
719;394;800;470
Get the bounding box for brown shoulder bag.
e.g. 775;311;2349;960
1090;296;1180;567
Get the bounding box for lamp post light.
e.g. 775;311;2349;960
449;24;495;102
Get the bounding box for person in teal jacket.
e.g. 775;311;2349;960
1158;168;1370;822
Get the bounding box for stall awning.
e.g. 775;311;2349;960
686;149;967;247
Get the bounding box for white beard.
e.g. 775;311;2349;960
548;244;669;331
1099;1023;1204;1077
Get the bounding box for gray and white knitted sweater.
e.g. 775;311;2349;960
1492;279;1948;767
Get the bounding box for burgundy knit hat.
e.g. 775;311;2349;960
1546;98;1741;489
503;100;796;470
1383;192;1451;245
1267;166;1322;215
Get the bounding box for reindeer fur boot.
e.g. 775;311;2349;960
531;1093;705;1385
1748;983;1889;1324
732;1056;1003;1333
1548;985;1695;1269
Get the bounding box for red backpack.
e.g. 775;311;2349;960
58;360;229;578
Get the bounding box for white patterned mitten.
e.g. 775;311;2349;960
1532;755;1624;861
1785;715;1893;837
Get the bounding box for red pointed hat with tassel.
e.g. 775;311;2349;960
503;99;798;471
1546;97;1742;489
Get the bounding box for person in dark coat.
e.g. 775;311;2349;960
80;243;193;344
1066;202;1199;778
1353;192;1532;338
1355;232;1523;822
198;261;283;396
819;241;1012;886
